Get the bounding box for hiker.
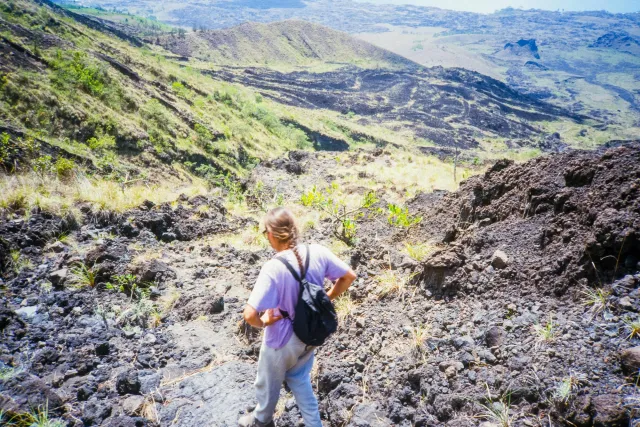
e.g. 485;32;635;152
239;207;357;427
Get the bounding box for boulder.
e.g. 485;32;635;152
116;370;141;395
139;260;176;283
592;394;627;425
49;268;68;287
620;346;640;374
491;250;509;269
122;395;145;416
82;398;112;426
485;326;505;348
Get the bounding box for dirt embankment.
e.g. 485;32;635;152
1;143;639;426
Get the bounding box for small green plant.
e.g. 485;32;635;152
361;190;379;209
404;242;436;262
54;157;75;178
334;293;357;323
69;262;98;288
0;132;13;165
478;387;513;427
339;218;358;246
624;317;640;340
8;249;32;274
106;274;150;300
87;134;116;152
117;296;158;328
553;374;582;404
387;203;421;228
6;401;65;427
532;315;557;344
581;287;610;317
32;155;53;176
300;185;326;207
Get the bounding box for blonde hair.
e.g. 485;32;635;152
264;207;304;272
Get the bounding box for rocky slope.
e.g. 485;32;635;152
1;142;639;426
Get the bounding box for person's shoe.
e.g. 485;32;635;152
238;412;275;427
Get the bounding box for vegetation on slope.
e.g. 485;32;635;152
156;20;414;70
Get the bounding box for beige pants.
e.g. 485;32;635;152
254;333;321;426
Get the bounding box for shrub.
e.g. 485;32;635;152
106;274;151;300
32;155;53;176
194;123;213;145
141;99;171;131
54;157;75;178
87;134;116;152
301;185;326;207
51;51;109;97
387;203;421;227
0;132;13;165
171;81;191;99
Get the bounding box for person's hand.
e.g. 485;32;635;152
260;309;283;327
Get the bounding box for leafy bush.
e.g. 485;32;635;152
51;51;109;97
0;132;13;166
141;99;171;131
32;155;53;176
87;134;116;152
301;185;326;207
194;123;213;146
106;274;151;300
54;157;75;178
387;203;421;227
171;81;191;99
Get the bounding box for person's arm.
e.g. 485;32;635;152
244;261;282;328
326;268;357;301
243;305;283;328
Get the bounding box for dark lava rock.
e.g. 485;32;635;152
82;398;113;426
139;260;176;283
485;326;505;348
48;268;68;287
116;370;141;395
95;342;110;356
591;394;627;425
0;372;63;413
619;346;640;374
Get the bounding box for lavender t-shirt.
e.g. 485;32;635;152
247;244;350;349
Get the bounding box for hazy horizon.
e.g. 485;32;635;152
354;0;640;14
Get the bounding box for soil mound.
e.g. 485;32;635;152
418;142;639;299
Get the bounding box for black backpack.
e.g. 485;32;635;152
276;245;338;346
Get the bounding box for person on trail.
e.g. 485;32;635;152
238;207;357;427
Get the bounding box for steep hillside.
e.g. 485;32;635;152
157;20;413;69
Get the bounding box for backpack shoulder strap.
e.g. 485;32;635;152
303;244;310;280
276;256;301;283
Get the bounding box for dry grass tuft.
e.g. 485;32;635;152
334;293;357;323
0;173;208;219
375;270;413;300
404;242;437;262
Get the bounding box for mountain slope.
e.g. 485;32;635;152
158;20;414;68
